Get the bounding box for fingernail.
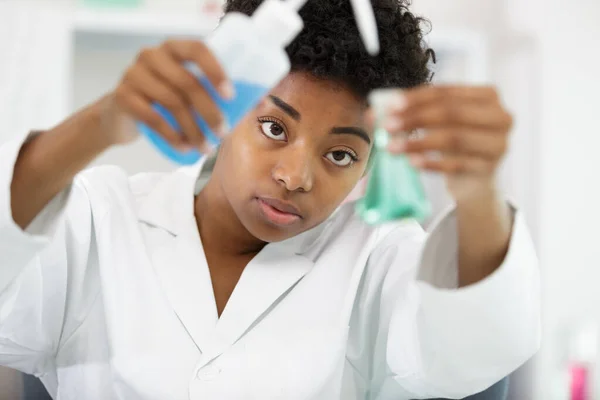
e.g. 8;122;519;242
215;119;230;137
384;118;404;132
219;81;235;100
408;154;425;168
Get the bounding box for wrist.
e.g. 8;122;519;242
454;178;501;207
456;185;511;227
455;187;513;287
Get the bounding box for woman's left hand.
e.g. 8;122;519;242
380;85;513;202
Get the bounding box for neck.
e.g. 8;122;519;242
194;177;267;257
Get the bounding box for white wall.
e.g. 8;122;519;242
536;0;600;398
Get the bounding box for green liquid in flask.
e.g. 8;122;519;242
355;124;431;225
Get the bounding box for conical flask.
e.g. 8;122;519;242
355;89;431;224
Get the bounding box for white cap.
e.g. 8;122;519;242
350;0;380;55
252;0;304;47
368;88;403;119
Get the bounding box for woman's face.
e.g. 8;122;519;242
212;72;373;243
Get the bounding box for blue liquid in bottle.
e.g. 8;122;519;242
137;78;268;165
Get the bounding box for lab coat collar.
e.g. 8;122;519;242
136;154;332;354
137;153;329;256
137;156;207;237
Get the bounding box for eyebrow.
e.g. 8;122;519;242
268;95;371;145
269;95;301;121
331;127;371;145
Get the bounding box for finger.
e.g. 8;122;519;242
124;64;209;151
385;102;513;132
388;85;500;114
389;129;508;160
408;153;494;175
115;85;190;151
140;47;226;136
164;40;234;99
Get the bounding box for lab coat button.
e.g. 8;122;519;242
196;365;221;381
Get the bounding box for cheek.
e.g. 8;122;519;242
224;124;263;170
217;124;272;199
312;170;364;213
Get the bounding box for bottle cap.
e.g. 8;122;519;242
369;88;404;121
252;0;304;47
350;0;380;55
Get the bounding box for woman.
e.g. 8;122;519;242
0;0;539;399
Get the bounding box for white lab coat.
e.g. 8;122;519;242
0;131;540;400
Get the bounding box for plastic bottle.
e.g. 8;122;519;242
137;0;380;165
355;88;431;224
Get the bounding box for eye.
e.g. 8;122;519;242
326;150;358;167
259;118;287;141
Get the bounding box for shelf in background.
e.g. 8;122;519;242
74;8;218;37
73;8;488;65
71;7;489;84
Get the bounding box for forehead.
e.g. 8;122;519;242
268;72;367;127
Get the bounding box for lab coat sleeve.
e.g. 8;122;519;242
370;207;540;399
0;131;97;376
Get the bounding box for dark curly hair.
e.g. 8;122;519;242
224;0;435;99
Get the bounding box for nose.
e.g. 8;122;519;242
272;150;314;193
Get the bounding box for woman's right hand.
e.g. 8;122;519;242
102;39;234;153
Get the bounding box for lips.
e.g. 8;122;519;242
259;197;302;216
256;197;303;226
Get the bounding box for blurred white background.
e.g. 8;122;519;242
1;0;599;399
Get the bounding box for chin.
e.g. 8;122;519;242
247;223;299;244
